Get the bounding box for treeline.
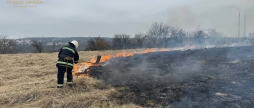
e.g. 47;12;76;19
0;22;250;54
84;22;247;51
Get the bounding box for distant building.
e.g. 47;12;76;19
55;42;68;46
47;42;53;45
47;42;68;46
15;39;31;45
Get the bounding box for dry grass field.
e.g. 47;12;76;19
3;46;253;108
0;49;146;108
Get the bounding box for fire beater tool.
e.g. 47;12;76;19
81;55;101;64
76;55;102;76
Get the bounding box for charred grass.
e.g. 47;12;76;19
88;46;254;107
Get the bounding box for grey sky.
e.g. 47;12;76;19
0;0;253;39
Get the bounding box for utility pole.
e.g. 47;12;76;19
41;35;44;52
53;38;55;50
238;13;240;38
244;15;246;37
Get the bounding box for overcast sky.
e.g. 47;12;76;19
0;0;253;39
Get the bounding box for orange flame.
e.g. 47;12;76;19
72;48;171;78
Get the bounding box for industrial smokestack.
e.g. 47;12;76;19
244;15;246;37
238;13;240;38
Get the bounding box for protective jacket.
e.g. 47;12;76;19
56;44;79;68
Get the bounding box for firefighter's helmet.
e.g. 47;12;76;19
69;40;79;48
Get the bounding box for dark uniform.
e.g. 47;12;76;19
56;43;79;88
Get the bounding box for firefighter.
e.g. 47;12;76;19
56;40;79;88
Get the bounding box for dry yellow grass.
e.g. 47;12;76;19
0;49;147;108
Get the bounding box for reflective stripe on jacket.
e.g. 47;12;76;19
56;61;74;67
56;44;79;68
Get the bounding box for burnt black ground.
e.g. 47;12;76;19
87;46;254;108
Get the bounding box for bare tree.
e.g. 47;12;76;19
86;36;110;51
177;29;187;43
86;38;96;51
95;39;110;50
112;33;131;49
30;40;44;53
170;27;179;45
192;30;208;47
147;22;170;47
144;37;157;48
169;27;187;44
134;33;147;48
94;37;110;50
207;29;224;38
0;35;16;54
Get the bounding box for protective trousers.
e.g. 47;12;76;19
57;65;73;88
